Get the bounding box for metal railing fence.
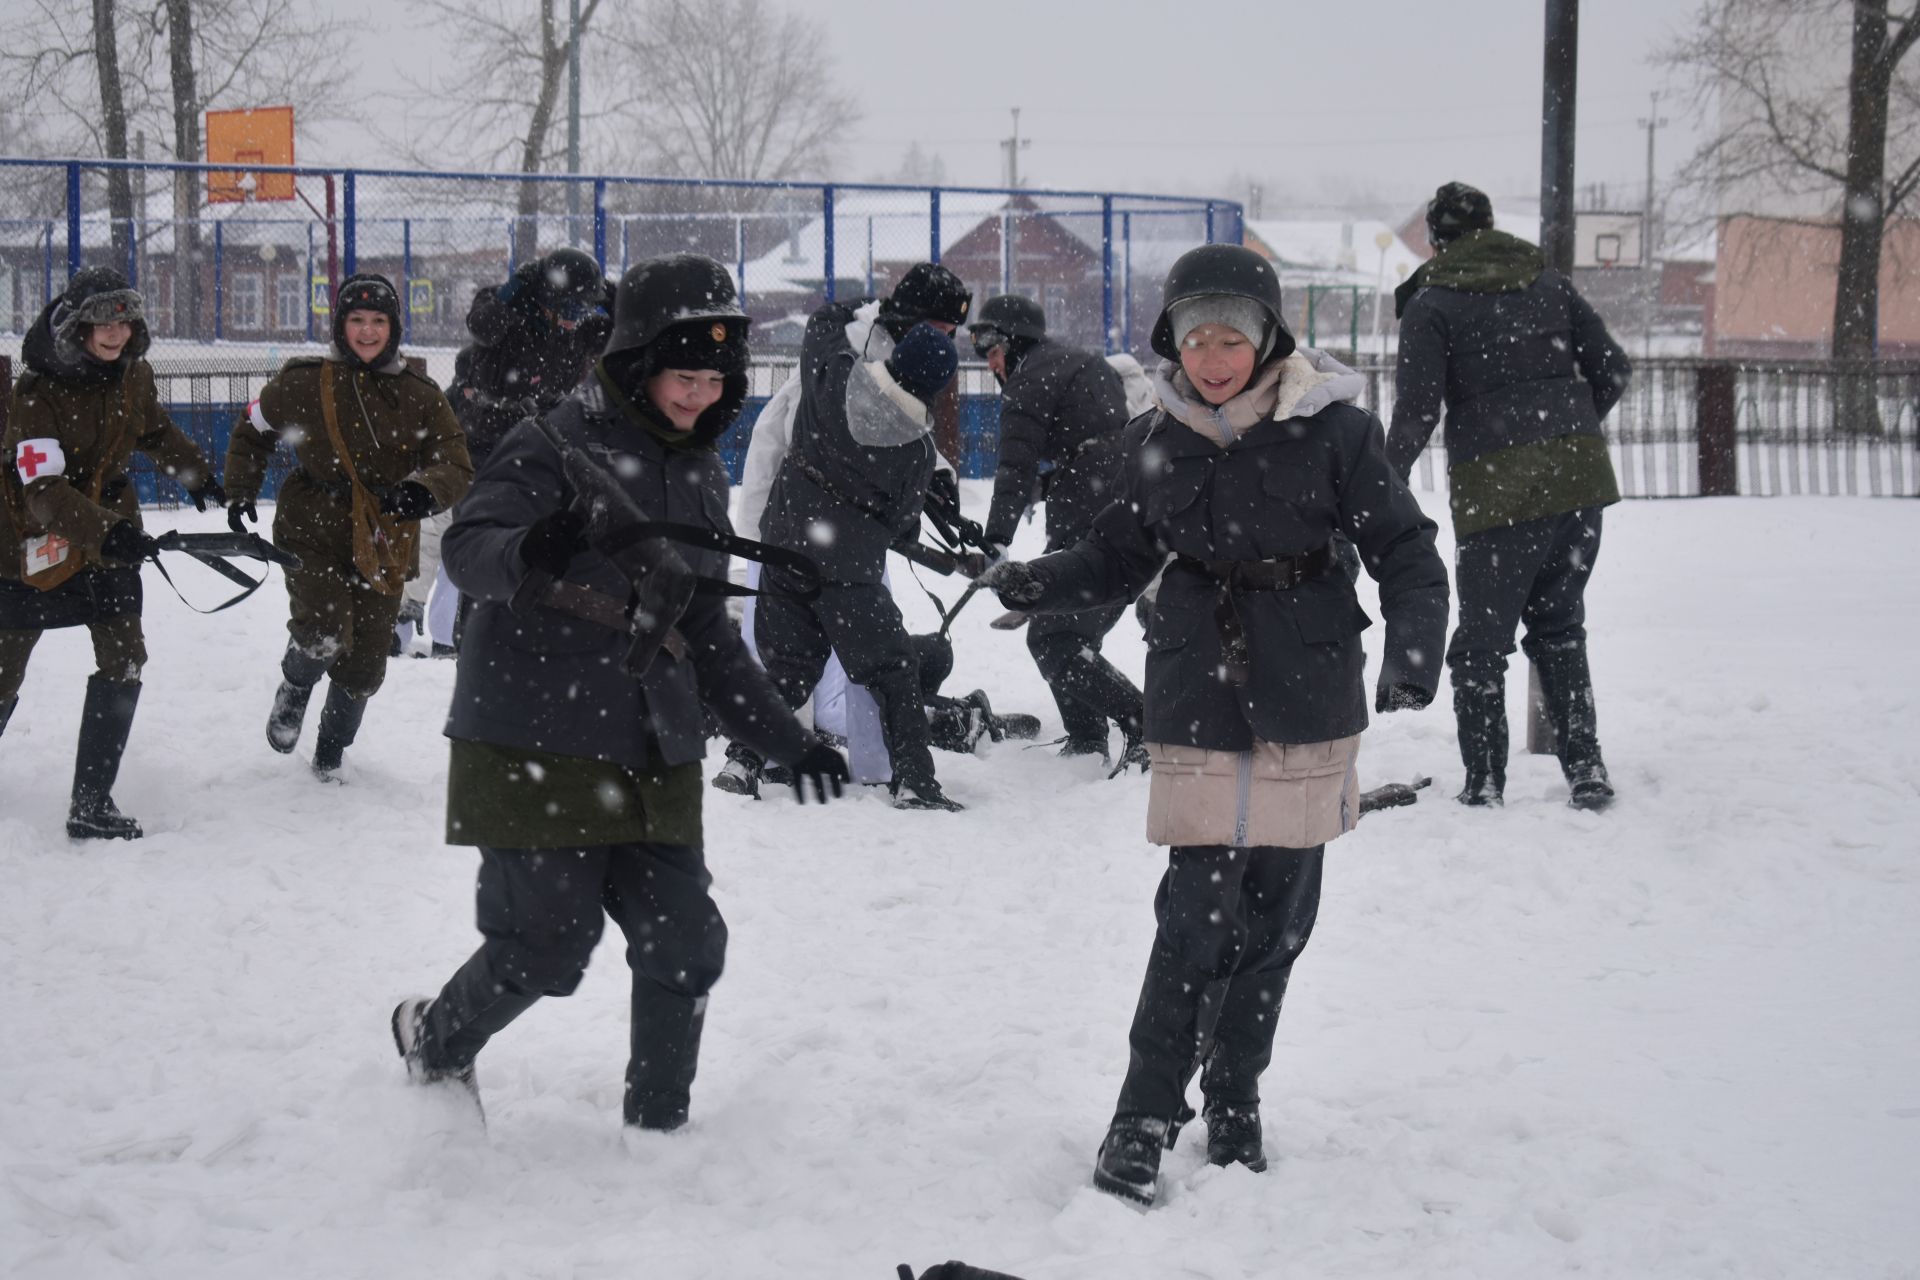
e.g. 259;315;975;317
0;157;1241;359
57;354;1911;504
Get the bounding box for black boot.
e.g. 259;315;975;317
312;683;368;779
1532;641;1614;811
267;644;329;754
890;772;964;811
1092;1115;1169;1206
68;675;143;840
1451;672;1507;806
625;984;708;1131
1202;1101;1268;1172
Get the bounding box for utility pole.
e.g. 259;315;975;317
566;0;583;243
1638;91;1668;361
1540;0;1579;276
1532;0;1579;754
999;107;1031;189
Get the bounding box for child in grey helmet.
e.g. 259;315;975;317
987;244;1450;1206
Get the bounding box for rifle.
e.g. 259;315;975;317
147;530;302;614
513;416;822;678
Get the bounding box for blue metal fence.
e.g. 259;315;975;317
0;157;1241;359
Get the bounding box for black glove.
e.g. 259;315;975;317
788;740;851;805
227;498;257;535
100;520;159;564
378;481;437;521
986;560;1048;609
926;468;961;516
187;477;227;513
1375;682;1433;713
519;508;588;577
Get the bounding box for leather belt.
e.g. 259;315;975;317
541;578;687;663
1177;544;1336;687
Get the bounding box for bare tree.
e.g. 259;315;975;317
602;0;860;202
1662;0;1920;382
388;0;608;259
91;0;138;257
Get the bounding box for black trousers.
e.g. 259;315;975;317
1024;602;1142;749
421;842;727;1127
1446;507;1604;685
752;571;938;789
1114;843;1324;1122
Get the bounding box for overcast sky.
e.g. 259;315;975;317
8;0;1709;216
805;0;1705;211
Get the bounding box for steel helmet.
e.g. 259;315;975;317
1148;243;1294;362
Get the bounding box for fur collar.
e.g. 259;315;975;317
1152;348;1365;448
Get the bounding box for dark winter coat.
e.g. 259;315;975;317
761;300;938;585
446;277;612;465
440;371;813;783
1388;229;1630;537
1025;352;1449;751
982;337;1131;552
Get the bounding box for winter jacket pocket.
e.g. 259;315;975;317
1287;592;1367;646
1141;466;1207;528
1147;603;1201;652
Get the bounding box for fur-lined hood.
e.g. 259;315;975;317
1152;347;1366;448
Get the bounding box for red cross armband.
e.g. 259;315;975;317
14;438;66;483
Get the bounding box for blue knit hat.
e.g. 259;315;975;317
884;322;959;404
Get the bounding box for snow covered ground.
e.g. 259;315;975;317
2;488;1916;1280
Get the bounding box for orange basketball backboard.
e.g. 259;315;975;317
207;106;295;203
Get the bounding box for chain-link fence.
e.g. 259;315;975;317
0;158;1238;360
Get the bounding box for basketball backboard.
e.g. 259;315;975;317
207;107;295;203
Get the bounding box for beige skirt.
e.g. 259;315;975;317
1145;735;1361;849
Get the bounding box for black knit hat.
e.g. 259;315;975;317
880;262;972;339
1426;182;1495;248
332;272;404;367
884;322;959;404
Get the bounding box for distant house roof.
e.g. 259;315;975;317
1244;219;1425;290
739;190;1018;295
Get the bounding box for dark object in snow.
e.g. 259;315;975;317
898;1263;1031;1280
1358;776;1430;815
988;609;1027;630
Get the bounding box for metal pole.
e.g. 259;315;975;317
324;175;340;300
1531;0;1580;756
1123;211;1133;352
1204;201;1216;245
735;214;747;311
401;217;412;340
342;171;358;276
1101;195;1114;354
305;219;315;342
822;185;836;303
213;219;224;342
566;0;582;241
866;216;875;296
66;162;82;278
1540;0;1579;277
929;188;942;263
592;179;607;269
